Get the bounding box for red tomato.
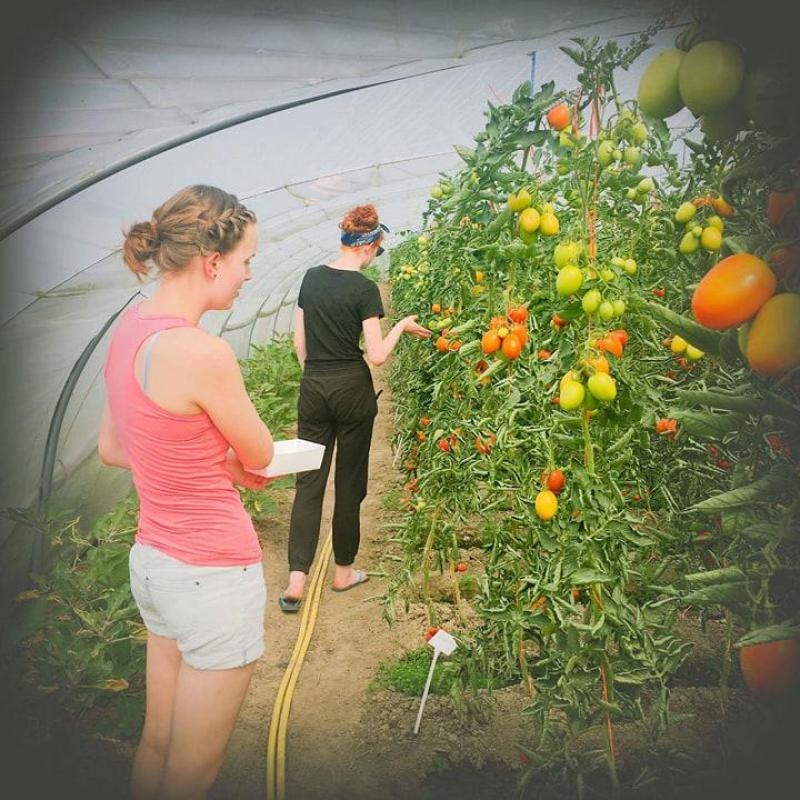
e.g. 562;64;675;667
740;639;800;698
768;245;800;281
509;306;528;324
425;626;439;642
653;288;666;298
437;438;451;452
692;253;776;329
608;328;629;347
767;189;797;228
538;349;552;360
547;469;566;493
456;562;468;573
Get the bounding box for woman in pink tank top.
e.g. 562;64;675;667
99;185;274;800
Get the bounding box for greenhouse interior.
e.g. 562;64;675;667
0;0;798;798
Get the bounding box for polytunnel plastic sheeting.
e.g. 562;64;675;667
0;17;694;537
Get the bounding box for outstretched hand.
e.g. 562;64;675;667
402;315;432;339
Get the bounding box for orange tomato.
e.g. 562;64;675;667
431;303;441;314
711;195;735;218
481;330;502;354
448;340;462;351
547;103;571;131
510;323;528;348
691;253;776;329
437;438;451;452
740;639;800;698
655;418;678;435
588;355;610;373
509;306;528;324
746;293;800;377
502;333;523;360
598;336;623;359
436;336;449;352
538;349;552;360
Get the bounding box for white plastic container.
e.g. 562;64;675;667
248;439;326;478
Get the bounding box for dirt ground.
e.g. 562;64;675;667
5;284;799;799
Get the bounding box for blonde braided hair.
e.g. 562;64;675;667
123;185;256;280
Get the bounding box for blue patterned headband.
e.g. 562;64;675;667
340;222;389;247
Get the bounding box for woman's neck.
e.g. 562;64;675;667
328;250;365;271
139;275;207;325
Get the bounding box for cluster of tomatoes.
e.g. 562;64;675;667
480;306;529;361
534;468;567;522
675;194;733;255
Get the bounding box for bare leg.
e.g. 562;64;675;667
283;569;306;601
131;633;182;800
157;660;256;800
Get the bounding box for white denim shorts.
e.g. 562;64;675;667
129;542;266;670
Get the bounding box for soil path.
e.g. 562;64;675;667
213;282;462;800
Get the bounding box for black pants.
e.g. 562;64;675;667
288;361;378;573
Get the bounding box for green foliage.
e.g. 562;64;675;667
372;647;457;696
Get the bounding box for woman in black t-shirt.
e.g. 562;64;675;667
279;205;430;611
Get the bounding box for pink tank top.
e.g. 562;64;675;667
103;304;261;566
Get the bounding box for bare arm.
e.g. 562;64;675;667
362;315;431;366
97;401;130;469
293;306;306;368
192;337;274;471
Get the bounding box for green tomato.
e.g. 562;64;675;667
431;186;443;199
599;301;615;321
417;235;429;248
679;232;699;254
611;256;626;268
554;243;572;267
624;146;641;165
559;381;586;411
600;269;616;282
626;188;638;201
612;148;623;161
675;201;697;223
582;289;602;314
637;177;654;193
630;121;648;144
623;258;637;275
556;265;584;296
597;140;615;167
691;225;703;238
556;162;571;176
567;241;581;261
587;373;618;402
612;299;627;317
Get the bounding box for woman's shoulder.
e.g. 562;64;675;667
161;326;235;368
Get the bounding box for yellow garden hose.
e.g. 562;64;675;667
266;529;333;800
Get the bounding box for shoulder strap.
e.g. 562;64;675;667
141;330;163;394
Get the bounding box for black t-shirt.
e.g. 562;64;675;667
298;265;385;364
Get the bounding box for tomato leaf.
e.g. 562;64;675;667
570;568;612;585
690;464;796;512
670;410;747;438
736;623;800;648
646;303;724;356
